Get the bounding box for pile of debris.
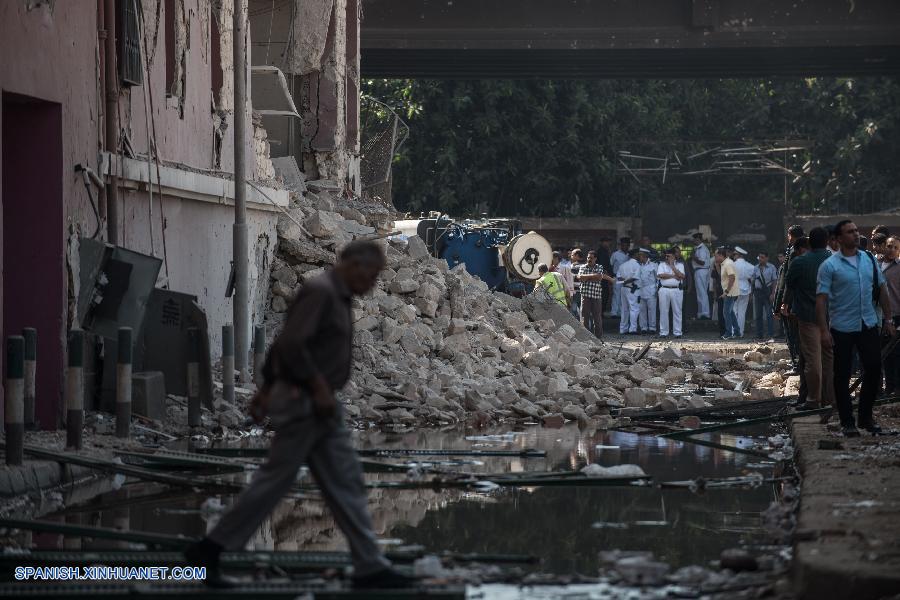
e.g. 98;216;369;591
262;194;796;429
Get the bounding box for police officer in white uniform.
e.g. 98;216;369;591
657;247;686;338
637;248;658;333
732;246;754;337
617;248;641;334
609;237;630;319
690;232;711;319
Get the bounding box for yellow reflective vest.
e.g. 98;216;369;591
537;272;568;306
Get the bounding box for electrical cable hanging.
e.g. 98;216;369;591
138;7;155;257
138;2;170;283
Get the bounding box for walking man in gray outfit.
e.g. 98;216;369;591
187;241;414;589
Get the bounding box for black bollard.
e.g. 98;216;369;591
5;336;25;466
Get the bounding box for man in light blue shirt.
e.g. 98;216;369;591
816;220;895;436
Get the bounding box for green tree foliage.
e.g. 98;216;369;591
362;77;900;217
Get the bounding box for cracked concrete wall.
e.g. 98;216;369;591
248;0;361;193
117;0;279;358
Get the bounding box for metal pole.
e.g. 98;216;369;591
66;330;84;450
187;328;201;428
253;324;266;387
5;336;25;466
233;0;250;382
22;327;36;429
222;325;235;405
116;327;132;438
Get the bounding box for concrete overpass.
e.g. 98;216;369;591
360;0;900;78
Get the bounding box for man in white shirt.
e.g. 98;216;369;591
609;237;630;320
617;248;641;334
553;251;575;300
732;246;755;337
657;247;686;338
690;233;711;319
637;249;658;333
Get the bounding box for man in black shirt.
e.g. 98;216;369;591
187;242;413;590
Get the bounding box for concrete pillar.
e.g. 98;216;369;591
22;328;36;429
253;324;266;387
5;336;25;466
65;330;84;450
187;328;201;428
116;328;132;438
222;325;235;404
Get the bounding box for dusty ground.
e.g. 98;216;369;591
792;408;900;599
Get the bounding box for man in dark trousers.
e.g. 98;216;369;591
817;220;895;436
187;241;413;589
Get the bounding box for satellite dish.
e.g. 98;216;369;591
504;231;552;281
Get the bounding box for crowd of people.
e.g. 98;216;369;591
534;221;900;437
775;220;898;437
535;237;690;339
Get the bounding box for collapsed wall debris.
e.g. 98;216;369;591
261;188;799;429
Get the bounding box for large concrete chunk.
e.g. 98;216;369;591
623;387;661;408
406;235;431;261
132;371;166;422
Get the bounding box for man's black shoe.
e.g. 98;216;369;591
841;425;861;438
352;567;418;589
859;421;883;434
184;537;238;588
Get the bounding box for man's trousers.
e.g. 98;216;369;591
208;382;390;577
611;282;622;316
733;294;750;336
753;291;775;339
832;327;882;428
658;287;683;336
638;294;657;332
581;296;603;338
883;316;900;394
619;288;640;333
797;321;835;409
722;296;738;337
694;269;711;318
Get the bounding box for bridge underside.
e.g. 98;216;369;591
361;46;900;79
360;0;900;78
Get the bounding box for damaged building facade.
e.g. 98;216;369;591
0;0;364;428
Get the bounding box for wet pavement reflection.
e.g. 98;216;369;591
39;424;778;579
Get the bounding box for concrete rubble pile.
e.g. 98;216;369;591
259;190;799;430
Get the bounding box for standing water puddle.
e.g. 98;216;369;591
36;423;781;588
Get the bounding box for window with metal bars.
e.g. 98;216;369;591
118;0;143;87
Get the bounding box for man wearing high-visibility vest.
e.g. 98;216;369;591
535;263;570;308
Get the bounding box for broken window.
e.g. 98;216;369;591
118;0;143;87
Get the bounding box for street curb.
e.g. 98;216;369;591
791;416;900;599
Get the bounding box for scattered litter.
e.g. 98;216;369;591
200;497;225;515
581;464;647;478
413;555;446;577
614;555;670;586
832;500;882;509
465;433;523;442
591;521;629;530
472;481;501;493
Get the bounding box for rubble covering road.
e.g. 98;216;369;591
259;190;799;430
